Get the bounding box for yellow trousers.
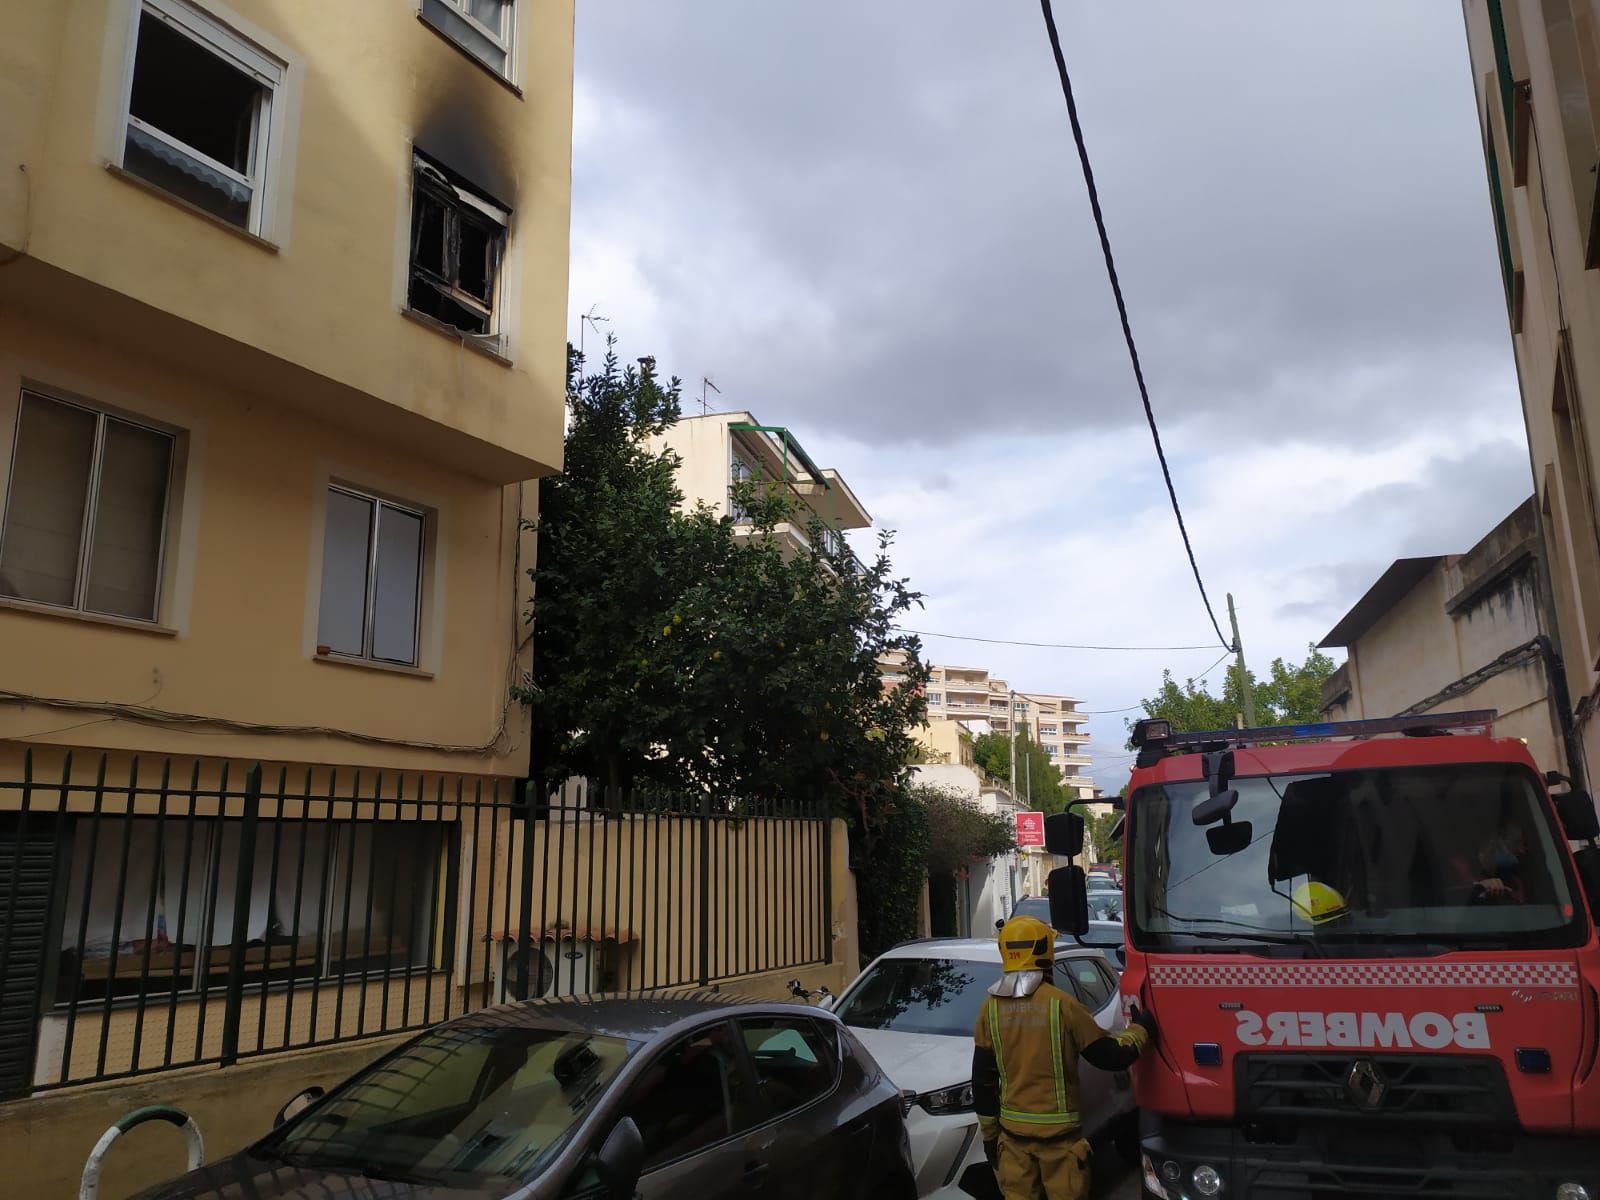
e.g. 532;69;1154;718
996;1132;1091;1200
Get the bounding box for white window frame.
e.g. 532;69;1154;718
115;0;286;237
0;388;178;623
319;484;429;668
422;0;517;82
444;0;512;55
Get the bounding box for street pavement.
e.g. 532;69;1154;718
1095;1155;1142;1200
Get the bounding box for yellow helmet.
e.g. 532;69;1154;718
1290;880;1349;926
997;914;1055;973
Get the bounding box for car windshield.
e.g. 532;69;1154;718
260;1023;639;1188
1131;764;1583;952
835;957;995;1037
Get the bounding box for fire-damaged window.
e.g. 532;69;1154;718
407;155;509;345
118;0;285;235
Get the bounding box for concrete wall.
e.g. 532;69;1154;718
1463;1;1600;786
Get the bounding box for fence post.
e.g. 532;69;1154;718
697;790;711;988
220;764;261;1067
820;805;833;966
515;780;539;1001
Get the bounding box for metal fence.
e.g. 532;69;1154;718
0;753;831;1099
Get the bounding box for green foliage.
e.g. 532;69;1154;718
855;787;930;964
520;339;935;964
970;730;1071;815
1086;810;1122;867
1129;645;1338;746
918;785;1017;876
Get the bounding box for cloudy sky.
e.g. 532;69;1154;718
567;2;1531;791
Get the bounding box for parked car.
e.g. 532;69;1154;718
131;992;918;1200
832;937;1137;1200
1084;887;1122;921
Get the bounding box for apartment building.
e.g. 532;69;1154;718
0;0;572;1188
652;410;871;562
921;663;1094;800
1319;498;1572;773
1463;1;1600;787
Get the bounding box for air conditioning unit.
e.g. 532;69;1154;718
493;934;604;1002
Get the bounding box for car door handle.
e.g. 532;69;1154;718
744;1160;771;1190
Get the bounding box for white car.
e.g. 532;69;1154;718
831;936;1138;1199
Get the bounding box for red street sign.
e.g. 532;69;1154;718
1015;811;1045;847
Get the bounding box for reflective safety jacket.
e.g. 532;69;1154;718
972;982;1148;1140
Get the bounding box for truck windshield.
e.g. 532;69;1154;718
1131;764;1583;951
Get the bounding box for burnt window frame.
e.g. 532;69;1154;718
407;153;510;348
114;0;286;237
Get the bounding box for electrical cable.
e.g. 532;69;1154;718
1037;0;1233;653
900;628;1218;652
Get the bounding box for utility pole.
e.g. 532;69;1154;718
1008;689;1019;809
1228;593;1257;728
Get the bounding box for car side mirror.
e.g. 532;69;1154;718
1046;865;1089;936
1044;812;1084;857
1555;791;1600;841
596;1117;644;1199
273;1085;324;1128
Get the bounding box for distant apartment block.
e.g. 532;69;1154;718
916;663;1094;801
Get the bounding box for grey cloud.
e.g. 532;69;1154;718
575;2;1515;448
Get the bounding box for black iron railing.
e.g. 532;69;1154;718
0;753;831;1099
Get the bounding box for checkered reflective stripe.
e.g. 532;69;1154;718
1148;961;1579;989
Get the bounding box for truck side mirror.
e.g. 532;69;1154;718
1555;791;1600;841
1046;865;1089;935
1044;812;1084;857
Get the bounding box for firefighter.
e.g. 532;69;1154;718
971;914;1156;1200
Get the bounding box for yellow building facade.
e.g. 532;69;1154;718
1463;1;1600;788
0;0;573;1181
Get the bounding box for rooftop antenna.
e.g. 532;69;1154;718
700;376;721;416
577;305;609;364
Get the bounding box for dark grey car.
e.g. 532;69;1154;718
132;991;917;1200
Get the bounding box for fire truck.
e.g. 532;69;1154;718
1045;710;1600;1199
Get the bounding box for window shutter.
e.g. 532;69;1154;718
0;815;60;1099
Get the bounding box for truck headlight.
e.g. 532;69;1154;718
917;1082;975;1115
1192;1163;1223;1196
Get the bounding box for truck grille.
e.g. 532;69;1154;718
1236;1053;1513;1125
1244;1158;1521;1199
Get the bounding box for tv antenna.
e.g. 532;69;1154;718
700;376;721;416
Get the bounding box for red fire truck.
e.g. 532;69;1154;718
1047;710;1600;1199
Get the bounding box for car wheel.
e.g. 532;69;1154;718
1111;1113;1140;1168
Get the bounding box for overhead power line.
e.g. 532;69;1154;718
900;628;1218;652
1076;648;1235;715
1037;0;1233;654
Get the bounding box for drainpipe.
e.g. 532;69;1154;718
1535;633;1587;787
